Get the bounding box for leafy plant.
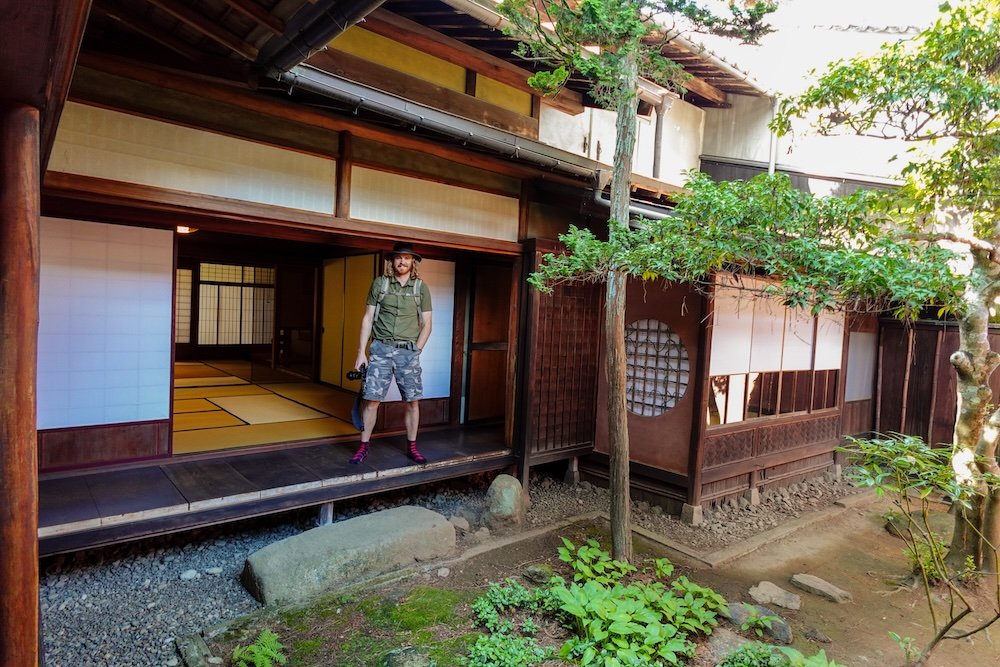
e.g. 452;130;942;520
558;537;637;585
717;641;784;667
889;631;921;665
738;604;777;638
551;539;723;666
776;646;847;667
463;633;550;667
231;629;287;667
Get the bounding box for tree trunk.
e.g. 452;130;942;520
948;249;1000;571
606;47;639;563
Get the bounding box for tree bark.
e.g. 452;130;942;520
948;249;1000;571
606;47;639;563
0;104;41;667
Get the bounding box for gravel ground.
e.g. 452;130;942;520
40;469;861;666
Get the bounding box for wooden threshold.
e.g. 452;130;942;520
39;424;513;556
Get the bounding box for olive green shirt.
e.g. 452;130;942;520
367;275;432;342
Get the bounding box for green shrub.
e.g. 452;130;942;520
718;642;784;667
232;629;287;667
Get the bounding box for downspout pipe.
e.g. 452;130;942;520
767;95;779;175
259;0;389;73
652;99;667;179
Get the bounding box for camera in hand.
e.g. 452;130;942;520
347;364;366;381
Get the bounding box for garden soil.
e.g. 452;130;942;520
207;495;999;666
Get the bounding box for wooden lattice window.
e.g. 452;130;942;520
625;319;690;416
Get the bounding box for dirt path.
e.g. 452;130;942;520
688;498;998;666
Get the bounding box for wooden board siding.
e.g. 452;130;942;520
700;413;841;504
38;421;171;472
877;320;1000;446
520;240;602;464
842;399;874;436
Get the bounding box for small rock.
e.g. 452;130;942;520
436;568;450;578
204;567;223;576
523;564;554;586
749;581;801;610
483;475;529;530
724;602;793;644
208;658;223;665
380;646;432;666
165;659;179;667
791;573;852;603
579;481;593;491
448;516;471;533
179;569;198;581
805;628;833;644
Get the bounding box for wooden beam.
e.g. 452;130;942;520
219;0;284;36
0;103;41;667
93;0;203;61
308;49;539;139
76;53;581;185
680;74;728;107
146;0;259;60
335;131;352;219
362;9;585;116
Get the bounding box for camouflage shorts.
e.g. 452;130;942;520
363;339;424;402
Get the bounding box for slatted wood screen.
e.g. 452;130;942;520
520;240;602;463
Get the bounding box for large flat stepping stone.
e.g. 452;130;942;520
241;505;455;605
750;581;801;610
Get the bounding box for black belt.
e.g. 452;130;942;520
378;339;416;350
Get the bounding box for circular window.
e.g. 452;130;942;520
625;319;690;417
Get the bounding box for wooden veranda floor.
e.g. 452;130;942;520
38;424;513;556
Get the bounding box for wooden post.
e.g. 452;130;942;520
0;103;41;667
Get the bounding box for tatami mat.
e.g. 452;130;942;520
204;360;253;380
173;364;229;379
173;398;220;414
173;411;245;431
173;385;273;400
262;383;355;422
172;418;358;454
208;394;327;424
174;376;250;388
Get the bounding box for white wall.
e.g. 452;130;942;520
538;97;705;188
37;218;174;429
845;332;877;401
381;259;456;401
49;102;337;213
351;168;519;241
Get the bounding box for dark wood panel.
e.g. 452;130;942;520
85;466;187;516
904;328;938;438
472;264;512;343
379;397;450;432
38;421;170;471
841;399;874;436
877;326;908;433
468;350;507;421
161;460;256;503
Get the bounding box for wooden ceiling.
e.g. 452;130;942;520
82;0;763;107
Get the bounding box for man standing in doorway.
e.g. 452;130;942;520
352;241;433;464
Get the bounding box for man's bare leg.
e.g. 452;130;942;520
362;400;380;442
404;400;426;463
351;399;380;464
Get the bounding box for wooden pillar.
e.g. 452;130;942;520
0;103;41;667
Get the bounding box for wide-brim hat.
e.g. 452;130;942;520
390;241;422;261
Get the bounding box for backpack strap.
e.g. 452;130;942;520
371;275;390;331
413;278;424;327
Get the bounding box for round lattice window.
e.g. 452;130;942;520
625;319;690;416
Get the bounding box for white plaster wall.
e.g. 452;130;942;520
351;168;518;241
49;102;336;213
539;98;704;189
381;258;455;401
702;94;910;181
845;331;877;401
37;218;174;429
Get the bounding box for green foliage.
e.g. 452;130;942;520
717;641;785;667
231;629;287;667
464;633;551;667
775;646;847;667
738;604;777;638
529;172;963;321
774;1;999;237
559;537;637;585
552;539;724;666
888;631;921;665
466;578;555;666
